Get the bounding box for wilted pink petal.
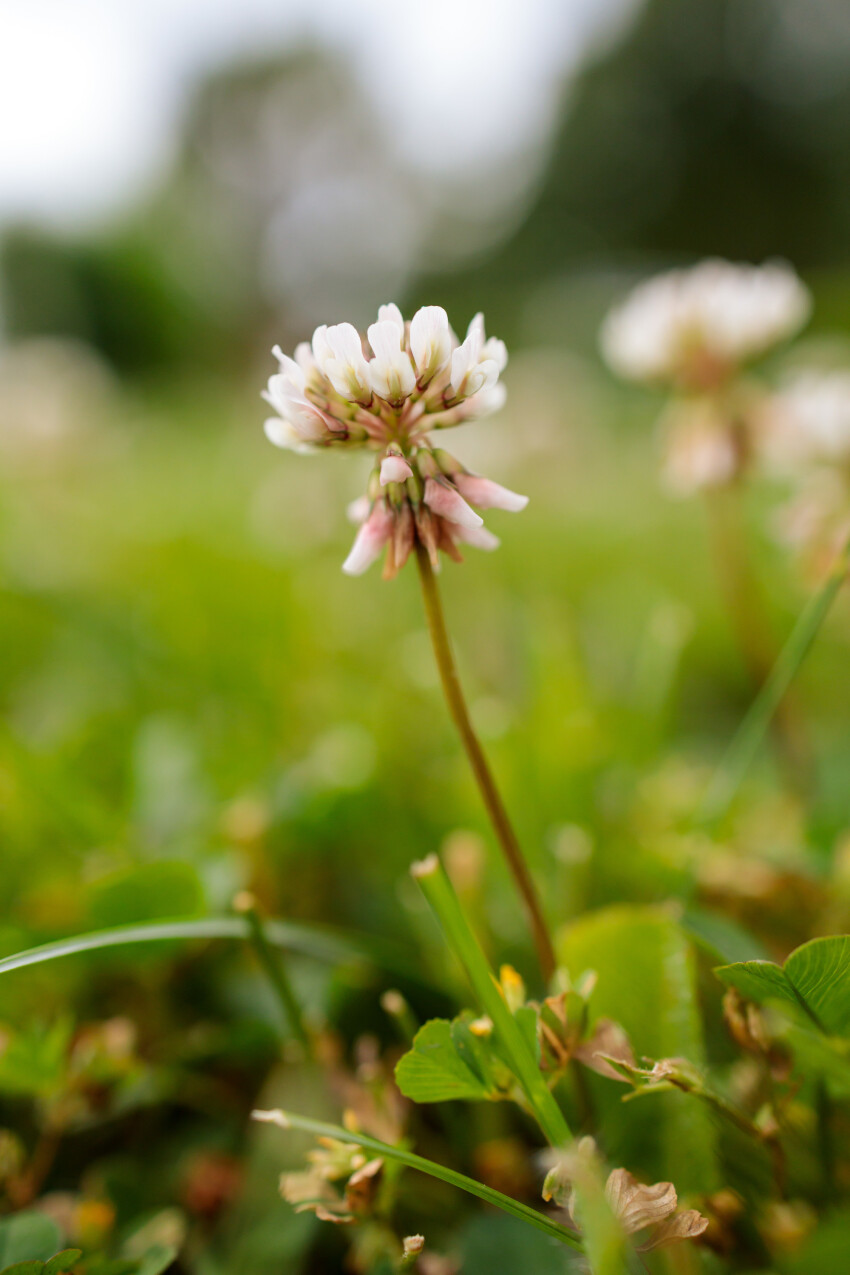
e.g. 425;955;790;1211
424;477;483;528
453;473;528;512
342;505;394;575
380;454;414;486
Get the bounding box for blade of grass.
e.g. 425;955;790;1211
252;1108;581;1250
700;535;850;823
234;893;313;1058
0;917;421;982
411;854;571;1148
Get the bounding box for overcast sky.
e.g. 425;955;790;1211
0;0;637;230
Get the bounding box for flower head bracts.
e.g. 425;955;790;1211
264;305;523;576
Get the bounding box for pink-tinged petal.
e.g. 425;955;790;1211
455;523;501;551
380;454;414;486
342;505;394;575
453;473;528;512
424;477;484;528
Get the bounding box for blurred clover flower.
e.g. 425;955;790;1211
601;260;810;496
263;304;526;577
766;372;850;574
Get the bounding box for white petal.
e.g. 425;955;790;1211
482;336;508;372
377;303;405;334
311;324;332;372
368;320;403;363
264;417;308;451
410;305;451;377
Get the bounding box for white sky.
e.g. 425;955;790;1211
0;0;636;230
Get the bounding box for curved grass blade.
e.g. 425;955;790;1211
700;535;850;823
252;1108;581;1250
0;916;423;982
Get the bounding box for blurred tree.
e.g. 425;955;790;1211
0;50;430;377
413;0;850;336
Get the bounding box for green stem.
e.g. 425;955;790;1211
414;542;556;984
252;1108;581;1249
236;895;313;1058
700;535;850;823
705;487;810;791
412;854;571;1148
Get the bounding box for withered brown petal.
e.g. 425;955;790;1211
638;1208;709;1251
605;1168;678;1232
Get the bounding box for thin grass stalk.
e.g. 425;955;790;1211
252;1109;581;1249
701;533;850;822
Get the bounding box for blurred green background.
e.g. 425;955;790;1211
3;0;850;1271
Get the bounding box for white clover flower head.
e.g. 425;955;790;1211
263;303;518;578
765;371;850;471
601;260;810;390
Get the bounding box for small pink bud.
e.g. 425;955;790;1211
342;504;394;575
380;454;414;486
423;477;483;529
453;473;528;512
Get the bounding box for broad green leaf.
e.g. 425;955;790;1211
42;1252;83;1275
133;1245;177;1275
449;1013;511;1096
1;1262;44;1274
557;905;717;1194
0;1215;62;1268
395;1019;494;1103
714;960;801;1017
786;937;850;1036
717;935;850;1037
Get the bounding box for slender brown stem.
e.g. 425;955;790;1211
704;486;811;791
414;542;556;983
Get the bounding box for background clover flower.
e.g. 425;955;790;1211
601;260;810;392
765;372;850;575
600;260;811;499
263;304;525;578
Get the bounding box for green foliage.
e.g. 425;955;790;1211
1;1251;83;1275
395;1016;508;1104
558;905;718;1194
717;936;850;1036
0;1217;62;1269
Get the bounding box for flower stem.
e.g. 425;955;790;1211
700;534;850;822
252;1108;581;1249
412;854;571;1148
414;542;556;983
